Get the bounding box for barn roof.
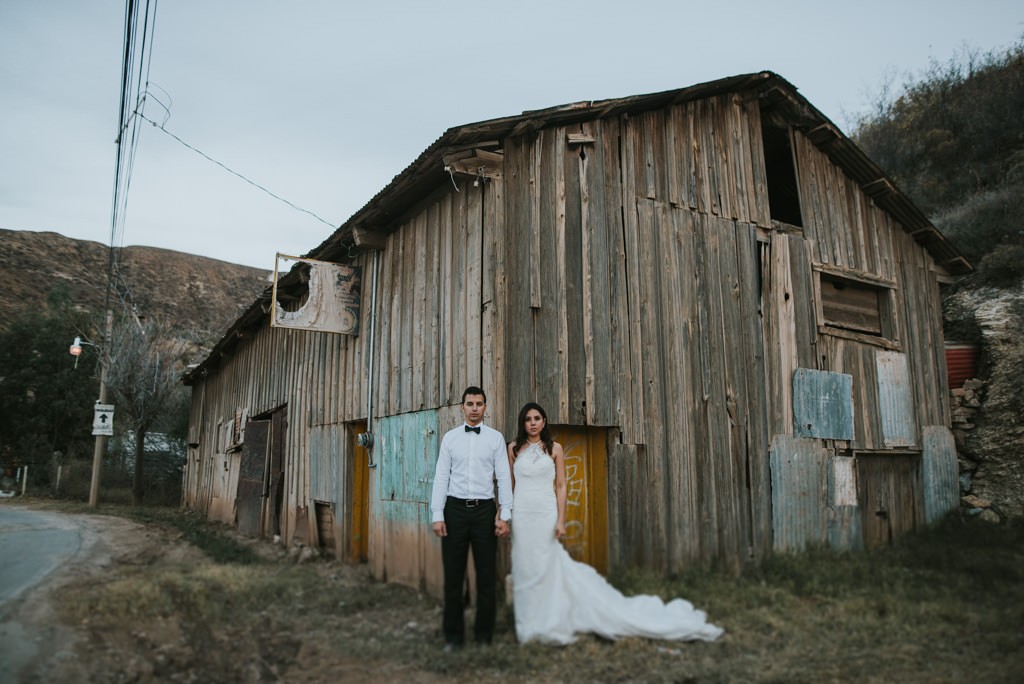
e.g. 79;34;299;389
184;71;969;384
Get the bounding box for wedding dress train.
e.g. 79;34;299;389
510;442;724;645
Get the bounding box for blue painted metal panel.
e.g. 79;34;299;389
770;435;829;551
876;351;917;447
793;368;854;440
376;410;439;522
922;425;959;523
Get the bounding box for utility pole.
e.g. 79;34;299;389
88;308;113;507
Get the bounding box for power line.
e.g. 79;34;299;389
135;110;338;229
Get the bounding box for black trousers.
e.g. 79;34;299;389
441;497;498;644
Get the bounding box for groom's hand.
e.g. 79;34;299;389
432;521;447;537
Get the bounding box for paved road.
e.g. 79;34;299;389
0;505;92;681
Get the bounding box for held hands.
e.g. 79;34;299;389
494;519;510;538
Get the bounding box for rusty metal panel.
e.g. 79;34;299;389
921;425;959;524
876;350;917;447
793;368;854;440
770;435;828;551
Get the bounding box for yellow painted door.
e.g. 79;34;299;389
350;423;370;562
550;426;608;574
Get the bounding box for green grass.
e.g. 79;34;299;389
23;500;1024;682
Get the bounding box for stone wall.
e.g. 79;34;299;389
946;283;1024;522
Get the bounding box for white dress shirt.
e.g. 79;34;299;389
430;422;513;523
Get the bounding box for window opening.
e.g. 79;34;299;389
760;116;803;227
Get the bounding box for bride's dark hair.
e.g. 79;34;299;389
512;402;554;457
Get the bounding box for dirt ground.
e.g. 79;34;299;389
6;510;450;683
7;504;1021;683
8;507;721;684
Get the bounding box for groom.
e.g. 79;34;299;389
430;386;513;649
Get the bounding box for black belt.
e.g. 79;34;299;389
446;496;493;508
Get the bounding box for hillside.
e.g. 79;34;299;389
852;39;1024;519
0;229;272;347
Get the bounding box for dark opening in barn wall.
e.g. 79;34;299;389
759;113;803;227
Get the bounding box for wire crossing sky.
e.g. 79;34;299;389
1;1;1021;270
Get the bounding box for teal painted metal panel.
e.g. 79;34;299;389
377;410;439;523
922;425;959;523
793;368;854;440
770;435;829;551
876;351;917;447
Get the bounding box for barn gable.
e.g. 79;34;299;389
183;71;967;588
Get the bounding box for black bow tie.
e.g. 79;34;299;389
464;425;481;434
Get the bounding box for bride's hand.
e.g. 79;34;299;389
555;522;566;540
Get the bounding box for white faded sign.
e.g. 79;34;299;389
93;403;114;436
271;254;361;335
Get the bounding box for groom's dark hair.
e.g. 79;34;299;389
462;386;486;404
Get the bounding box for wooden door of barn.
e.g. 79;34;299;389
236;408;287;539
236;419;269;537
856;453;924;548
550;426;609;574
263;408;287;538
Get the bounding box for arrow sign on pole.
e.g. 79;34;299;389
93;403;114;436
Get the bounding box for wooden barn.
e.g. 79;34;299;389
182;71;969;591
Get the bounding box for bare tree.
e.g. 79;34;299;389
103;315;189;505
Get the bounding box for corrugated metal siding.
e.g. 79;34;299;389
876;350;917;447
827;455;863;550
792;368;854;440
371;409;444;592
770;435;828;551
921;425;959;523
945;344;979;389
309;423;345;504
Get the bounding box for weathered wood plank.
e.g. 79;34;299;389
439;193;454;404
482;177;505;431
563;130;586;424
635;198;669;567
534;128;564;420
530;131;543;309
736;225;772;558
592;117;623;427
424;202;440;410
660;201;701;566
465;182;484;389
411;212;427;411
620;115;646;443
502;135;536;426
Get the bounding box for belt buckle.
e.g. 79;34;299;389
466;499;479;508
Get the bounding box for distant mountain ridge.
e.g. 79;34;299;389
0;229;272;346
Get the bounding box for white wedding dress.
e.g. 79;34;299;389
510;442;725;645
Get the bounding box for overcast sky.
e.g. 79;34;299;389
2;1;1021;270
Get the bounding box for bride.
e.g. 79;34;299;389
506;402;725;645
